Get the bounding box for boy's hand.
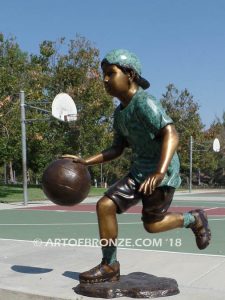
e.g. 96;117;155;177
60;154;87;165
138;172;165;195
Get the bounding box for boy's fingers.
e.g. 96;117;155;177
60;155;86;165
138;183;144;193
151;177;157;189
60;154;80;159
139;173;164;195
139;178;156;195
139;179;151;195
73;158;84;164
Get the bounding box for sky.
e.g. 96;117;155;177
1;0;225;129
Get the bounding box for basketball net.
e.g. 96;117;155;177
64;114;78;129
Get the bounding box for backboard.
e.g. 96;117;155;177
52;93;77;122
213;138;220;152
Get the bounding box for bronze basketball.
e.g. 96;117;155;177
42;159;91;206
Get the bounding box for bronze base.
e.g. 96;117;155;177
74;272;179;298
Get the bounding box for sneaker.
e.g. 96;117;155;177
79;260;120;284
188;209;211;250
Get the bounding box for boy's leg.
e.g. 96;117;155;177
97;196;118;241
142;187;211;250
143;212;184;232
97;196;119;265
79;195;120;283
79;175;141;283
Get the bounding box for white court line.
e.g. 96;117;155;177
0;223;97;226
118;247;225;258
18;210;98;213
0;238;224;258
173;200;225;202
204;207;219;211
187;260;225;285
0;218;224;225
0;222;142;226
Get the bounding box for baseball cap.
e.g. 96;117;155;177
101;49;150;90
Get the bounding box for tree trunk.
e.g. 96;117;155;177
4;162;7;184
9;161;14;183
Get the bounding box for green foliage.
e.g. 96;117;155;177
0;35;29;181
0;35;224;187
160;84;221;185
0;35;116;184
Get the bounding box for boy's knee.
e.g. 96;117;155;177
97;197;117;214
143;222;158;233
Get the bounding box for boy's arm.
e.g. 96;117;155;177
84;145;125;166
61;144;125;166
139;124;179;195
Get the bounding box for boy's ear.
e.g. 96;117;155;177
128;69;136;81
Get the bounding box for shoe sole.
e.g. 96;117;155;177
194;209;211;250
79;273;120;284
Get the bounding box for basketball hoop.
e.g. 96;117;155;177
213;138;220;152
64;113;77;122
65;113;78;129
52;93;77;123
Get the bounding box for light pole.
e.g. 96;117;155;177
20;91;28;206
2;125;9;184
20;91;51;206
101;163;103;187
189;136;193;193
20;91;77;205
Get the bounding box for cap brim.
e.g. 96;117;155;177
137;76;150;90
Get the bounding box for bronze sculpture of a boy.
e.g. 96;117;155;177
63;49;211;284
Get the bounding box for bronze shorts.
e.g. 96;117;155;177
105;174;175;223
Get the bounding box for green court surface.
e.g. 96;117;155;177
0;190;224;257
0;190;224;300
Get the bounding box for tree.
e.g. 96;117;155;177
160;84;216;186
37;36;116;183
0;34;119;184
0;34;29;182
206;112;225;185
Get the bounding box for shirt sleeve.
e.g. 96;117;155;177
136;96;173;136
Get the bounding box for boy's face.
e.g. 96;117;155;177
102;63;130;98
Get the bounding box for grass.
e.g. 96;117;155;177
0;185;107;203
1;184;213;204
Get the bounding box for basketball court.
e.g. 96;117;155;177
0;189;224;299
